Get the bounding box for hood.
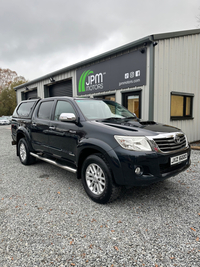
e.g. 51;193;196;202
97;118;181;136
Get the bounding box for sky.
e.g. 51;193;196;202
0;0;199;81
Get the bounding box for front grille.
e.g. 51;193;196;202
153;133;187;153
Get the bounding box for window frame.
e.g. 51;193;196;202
170;92;194;120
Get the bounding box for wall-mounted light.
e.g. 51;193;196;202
139;42;147;54
25;87;29;91
50;77;55;82
140;48;146;54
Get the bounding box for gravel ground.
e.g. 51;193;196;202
0;125;199;267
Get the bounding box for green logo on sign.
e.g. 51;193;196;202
78;70;93;92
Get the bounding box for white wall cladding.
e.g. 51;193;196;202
154;33;200;142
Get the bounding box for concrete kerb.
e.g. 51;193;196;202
190;141;200;150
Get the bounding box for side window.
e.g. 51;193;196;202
16;101;36;117
37;101;54;120
54;101;75;121
170;92;194;120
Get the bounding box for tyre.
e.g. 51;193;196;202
81;153;121;204
18;138;35;165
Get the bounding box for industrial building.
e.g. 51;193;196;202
14;29;200;142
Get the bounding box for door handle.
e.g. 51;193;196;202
49;126;55;130
69;130;76;134
32;123;37;126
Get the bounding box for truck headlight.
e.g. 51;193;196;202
185;134;189;147
114;136;152;151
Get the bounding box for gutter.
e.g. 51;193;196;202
14;28;200;92
14;34;156;122
14;36;152;91
148;35;155;121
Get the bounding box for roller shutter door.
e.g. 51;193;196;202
49;80;72;97
25;89;37;100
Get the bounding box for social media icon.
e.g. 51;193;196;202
125;73;129;79
135;70;140;77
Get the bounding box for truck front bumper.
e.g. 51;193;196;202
113;146;191;186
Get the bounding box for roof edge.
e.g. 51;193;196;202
14;36;152;90
14;28;200;91
153;28;200;41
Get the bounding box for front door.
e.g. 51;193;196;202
123;91;141;118
48;100;81;165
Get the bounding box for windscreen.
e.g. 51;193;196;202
75;99;136;120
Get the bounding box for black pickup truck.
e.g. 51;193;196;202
11;97;191;203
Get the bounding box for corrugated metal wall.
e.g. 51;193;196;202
16;70;76;102
154;33;200;142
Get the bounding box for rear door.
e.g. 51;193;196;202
31;100;54;152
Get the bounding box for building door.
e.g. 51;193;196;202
123;91;141;118
22;89;37;100
48;79;72;97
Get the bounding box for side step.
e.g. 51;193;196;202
30;152;77;173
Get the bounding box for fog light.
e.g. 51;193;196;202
135;166;143;176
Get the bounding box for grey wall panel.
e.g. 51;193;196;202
154;33;200;142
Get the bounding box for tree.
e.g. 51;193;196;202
0;68;27;116
0;68;26;93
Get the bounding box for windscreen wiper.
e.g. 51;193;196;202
123;116;138;121
96;117;123;122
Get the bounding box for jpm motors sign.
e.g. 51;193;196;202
77;49;146;95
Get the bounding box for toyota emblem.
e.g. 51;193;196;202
175;135;181;144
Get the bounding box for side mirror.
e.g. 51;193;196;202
59;113;76;122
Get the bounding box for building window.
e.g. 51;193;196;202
170;92;194;120
104;95;115;101
94;94;115;101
